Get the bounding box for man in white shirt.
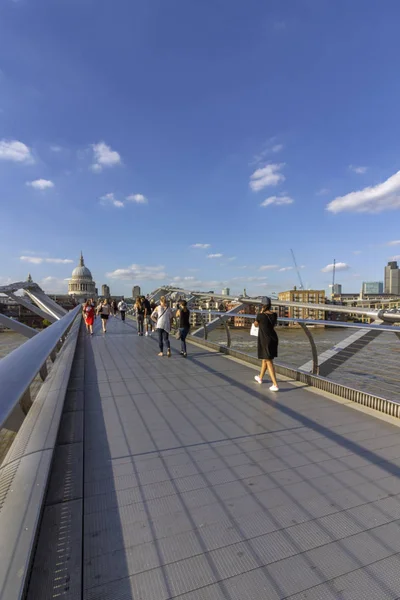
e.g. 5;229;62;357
118;299;127;322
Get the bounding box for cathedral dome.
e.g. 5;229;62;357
68;252;97;300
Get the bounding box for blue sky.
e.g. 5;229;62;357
1;0;400;297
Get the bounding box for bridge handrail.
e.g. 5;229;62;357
189;309;399;332
0;304;81;430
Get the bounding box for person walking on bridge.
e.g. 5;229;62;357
253;298;279;391
135;296;145;336
118;298;127;322
152;296;174;357
98;299;111;333
175;300;190;357
82;300;95;335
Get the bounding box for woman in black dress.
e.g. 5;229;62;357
254;298;279;391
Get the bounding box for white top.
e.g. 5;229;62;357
118;301;127;311
151;305;175;332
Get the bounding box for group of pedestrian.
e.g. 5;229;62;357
83;292;279;389
82;297;128;334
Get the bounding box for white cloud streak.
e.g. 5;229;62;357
91;142;121;172
259;265;279;271
278;267;293;272
388;240;400;246
249;163;285;192
327;171;400;214
126;193;148;204
349;165;367;174
26;179;54;190
321;262;350;273
20;256;73;265
207;253;223;259
191;244;210;249
0;139;34;164
260;195;293;207
100;193;124;208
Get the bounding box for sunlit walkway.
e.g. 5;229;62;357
28;316;400;600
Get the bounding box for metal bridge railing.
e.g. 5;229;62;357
186;309;400;409
0;304;81;432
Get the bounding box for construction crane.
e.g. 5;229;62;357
290;249;304;290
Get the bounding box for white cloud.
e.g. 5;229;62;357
126;193;148;204
91;141;121;172
321;262;350;273
207;253;223;259
0;139;34;164
20;256;73;265
237;265;248;270
327;171;400;214
50;145;63;153
278;266;293;272
272;144;284;153
260;195;294;207
349;165;367;174
227;257;237;261
100;192;124;208
26;179;54;190
191;243;210;249
316;188;330;196
250;163;285;192
390;255;400;261
106;264;167;281
388;240;400;246
259;265;279;271
353;250;362;255
40;276;68;294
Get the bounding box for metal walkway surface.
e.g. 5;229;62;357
28;317;400;600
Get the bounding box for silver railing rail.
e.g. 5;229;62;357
0;304;81;431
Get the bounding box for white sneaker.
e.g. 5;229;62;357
254;376;262;384
269;385;279;392
145;332;148;336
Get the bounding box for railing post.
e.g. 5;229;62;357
19;388;32;415
298;322;319;374
223;320;231;348
39;363;48;381
200;313;208;340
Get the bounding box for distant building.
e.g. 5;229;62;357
68;252;96;302
278;289;326;322
101;284;110;298
132;285;141;298
363;281;383;295
332;284;342;295
384;261;400;295
221;288;230;296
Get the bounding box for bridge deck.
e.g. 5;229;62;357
28;317;400;600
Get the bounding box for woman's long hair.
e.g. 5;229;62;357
135;296;142;309
180;300;188;312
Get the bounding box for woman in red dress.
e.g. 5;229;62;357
83;301;95;336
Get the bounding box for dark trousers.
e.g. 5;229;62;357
158;328;170;352
179;327;189;354
120;311;126;321
137;315;144;333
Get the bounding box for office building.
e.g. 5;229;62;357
363;281;383;295
132;285;141;298
384;261;400;295
221;288;230;296
278;289;326;322
101;284;110;298
332;284;342;295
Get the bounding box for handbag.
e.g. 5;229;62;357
175;330;181;340
250;323;259;337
